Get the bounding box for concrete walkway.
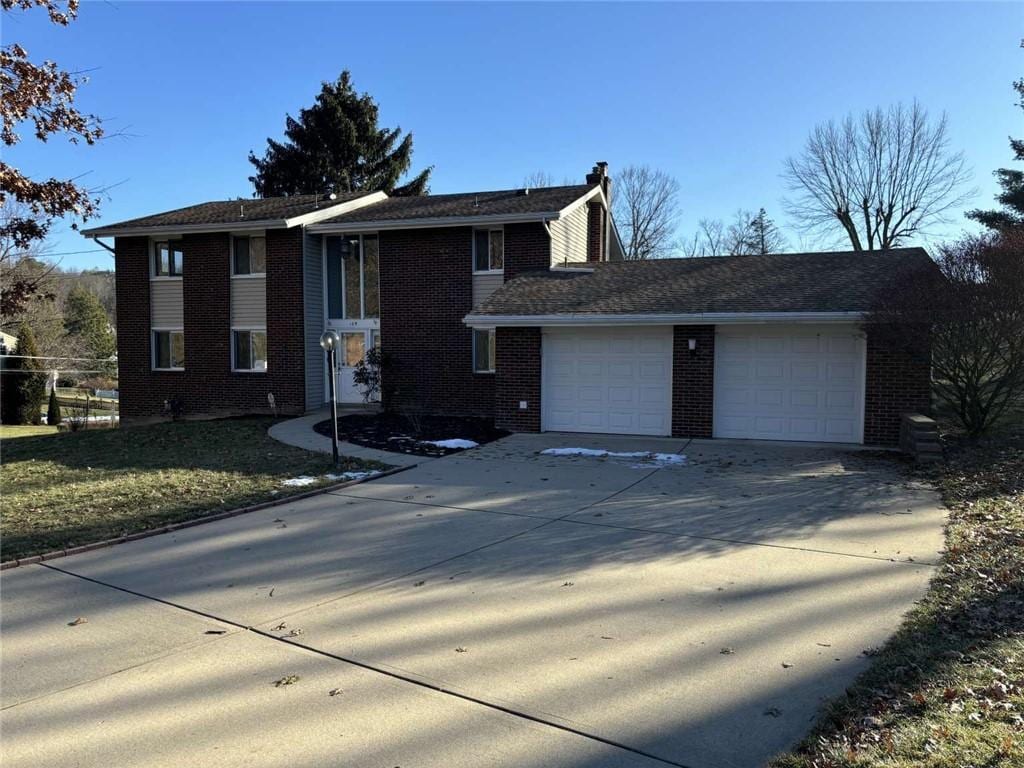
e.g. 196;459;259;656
1;435;946;768
268;407;422;468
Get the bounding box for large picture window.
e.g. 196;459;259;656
232;236;266;275
326;234;379;320
153;330;185;370
473;328;496;373
473;229;504;272
154;241;184;277
233;329;268;371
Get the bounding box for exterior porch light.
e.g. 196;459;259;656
688;338;697;356
320;330;342;465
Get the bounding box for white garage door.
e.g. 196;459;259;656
714;325;865;443
542;327;672;436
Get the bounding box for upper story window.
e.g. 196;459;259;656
154;241;184;277
326;234;379;320
232;235;266;276
473;228;504;272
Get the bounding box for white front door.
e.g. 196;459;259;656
338;331;366;403
541;327;673;436
713;324;865;443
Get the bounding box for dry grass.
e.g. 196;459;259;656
0;417;387;562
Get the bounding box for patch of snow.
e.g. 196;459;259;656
424;439;479;450
280;470;379;488
281;476;317;487
541;447;609;457
651;453;687;465
324;471;377;482
542;447;686;469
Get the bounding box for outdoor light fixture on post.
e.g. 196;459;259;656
320;330;342;465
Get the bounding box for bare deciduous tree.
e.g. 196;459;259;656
681;208;787;257
613;165;681;260
521;171;576;189
866;231;1024;436
784;102;973;251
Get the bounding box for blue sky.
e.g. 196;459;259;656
7;1;1021;270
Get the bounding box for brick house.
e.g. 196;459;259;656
83;163;932;446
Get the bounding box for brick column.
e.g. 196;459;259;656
671;325;715;438
863;327;931;446
495;327;541;432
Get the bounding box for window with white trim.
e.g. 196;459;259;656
473;328;496;373
325;234;379;320
232;235;266;275
473;228;504;272
233;329;268;372
153;330;184;370
154;241;184;276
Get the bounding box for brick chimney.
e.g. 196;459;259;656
585;162;610;262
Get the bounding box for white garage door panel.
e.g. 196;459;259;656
714;325;864;444
542;328;672;436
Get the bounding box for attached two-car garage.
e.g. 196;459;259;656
540;324;865;444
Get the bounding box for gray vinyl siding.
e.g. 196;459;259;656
230;278;266;327
303;229;325;409
549;204;589;265
472;273;504;307
150;279;183;327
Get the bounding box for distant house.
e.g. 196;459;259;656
0;330;16;356
83;163;931;446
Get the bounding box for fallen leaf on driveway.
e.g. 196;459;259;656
782;662;795;668
273;675;300;687
67;617;87;626
328;688;343;697
455;646;468;653
720;647;735;655
764;707;783;717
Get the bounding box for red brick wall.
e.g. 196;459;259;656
495;327;542;432
671;325;715;438
863;328;932;446
503;222;550;279
587;202;604;262
378;227;495;417
114;229;306;423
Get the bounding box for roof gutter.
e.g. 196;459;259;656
80;191;388;238
463;311;865;328
308;209;563;234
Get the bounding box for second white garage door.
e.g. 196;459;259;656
542;327;672;436
713;325;865;443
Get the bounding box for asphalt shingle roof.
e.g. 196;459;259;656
319;184;596;224
470;248;936;316
87;192;371;231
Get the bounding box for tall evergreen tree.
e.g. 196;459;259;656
64;284;115;369
248;72;432;198
737;208;788;255
967;78;1024;230
1;322;47;425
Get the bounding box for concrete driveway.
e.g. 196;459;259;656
0;434;945;768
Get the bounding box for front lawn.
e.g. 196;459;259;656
0;417;388;563
0;425;58;439
772;431;1024;767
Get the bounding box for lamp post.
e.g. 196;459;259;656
319;330;341;465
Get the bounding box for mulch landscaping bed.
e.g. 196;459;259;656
314;412;509;457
